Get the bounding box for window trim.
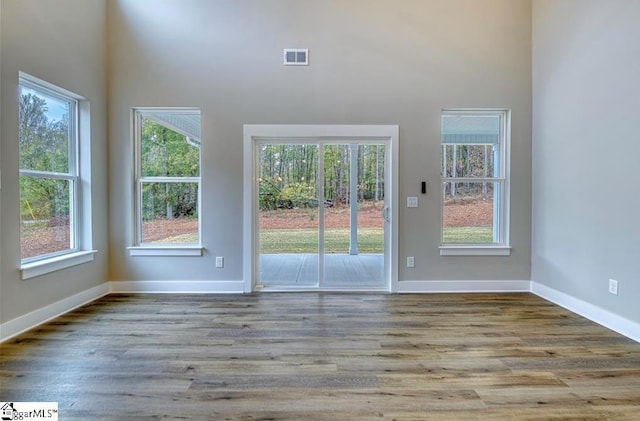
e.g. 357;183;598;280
439;108;511;255
127;246;203;257
18;73;92;270
131;108;202;254
21;250;97;280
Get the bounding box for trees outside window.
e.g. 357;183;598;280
134;109;201;245
441;110;510;246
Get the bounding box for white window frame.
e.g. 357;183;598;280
439;109;511;256
129;108;203;257
19;73;96;279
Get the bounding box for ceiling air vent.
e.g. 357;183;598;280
283;49;308;66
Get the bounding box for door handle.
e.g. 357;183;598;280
382;207;390;223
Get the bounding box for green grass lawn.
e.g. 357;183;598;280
260;226;493;253
260;228;384;253
442;226;493;244
152;226;493;251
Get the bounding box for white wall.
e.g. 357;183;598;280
0;2;3;301
0;0;109;324
108;0;532;285
532;0;640;323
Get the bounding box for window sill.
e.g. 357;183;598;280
128;246;204;257
21;250;97;280
439;246;511;256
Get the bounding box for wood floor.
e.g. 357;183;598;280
1;293;639;420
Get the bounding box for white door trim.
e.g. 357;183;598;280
243;125;399;293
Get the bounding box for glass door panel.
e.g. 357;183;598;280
258;144;319;287
323;144;385;287
358;144;386;286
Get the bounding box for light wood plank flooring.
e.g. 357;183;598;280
1;293;639;420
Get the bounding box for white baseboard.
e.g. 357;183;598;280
531;282;640;343
0;282;110;343
397;280;531;293
110;280;245;294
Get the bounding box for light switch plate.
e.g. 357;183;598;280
609;279;618;295
407;196;418;208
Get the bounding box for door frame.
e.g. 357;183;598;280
243;125;399;293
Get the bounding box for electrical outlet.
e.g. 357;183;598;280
216;256;224;268
407;256;415;268
407;197;418;208
608;279;618;295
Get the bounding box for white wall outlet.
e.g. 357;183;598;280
608;279;618;295
407;256;415;268
216;256;224;268
407;196;418;208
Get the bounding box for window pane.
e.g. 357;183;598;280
20;177;72;259
441;114;501;145
442;144;497;178
141;182;199;244
19;86;71;173
141;117;200;177
442;182;496;244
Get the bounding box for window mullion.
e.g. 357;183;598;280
442;177;504;183
19;169;75;180
140;176;200;183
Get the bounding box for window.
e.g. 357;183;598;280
440;109;510;255
132;109;201;254
19;75;83;264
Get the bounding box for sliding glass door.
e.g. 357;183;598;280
257;141;387;290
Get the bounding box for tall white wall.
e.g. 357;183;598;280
0;0;109;323
532;0;640;323
108;0;532;285
0;2;3;301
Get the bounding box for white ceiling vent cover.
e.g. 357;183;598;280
283;49;309;66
